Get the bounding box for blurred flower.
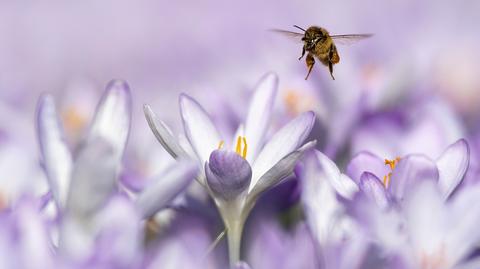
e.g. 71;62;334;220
144;73;316;265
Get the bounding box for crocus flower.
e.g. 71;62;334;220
36;80;197;266
347;138;470;203
344;139;480;269
144;73;316;266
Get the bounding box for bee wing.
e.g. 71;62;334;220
330;34;373;45
269;29;304;42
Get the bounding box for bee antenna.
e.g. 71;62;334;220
293;25;306;32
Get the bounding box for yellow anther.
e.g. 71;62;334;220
235;136;242;155
218;140;225;149
383;157;400;188
242;137;247;159
234;136;248;159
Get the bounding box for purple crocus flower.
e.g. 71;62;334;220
144;73;316;266
344;139;480;268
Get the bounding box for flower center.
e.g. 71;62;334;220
382;157;400;188
217;136;248;159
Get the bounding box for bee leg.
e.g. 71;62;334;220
328;62;335;80
298;46;306;60
305;53;315;80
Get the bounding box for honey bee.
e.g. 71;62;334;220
273;25;372;80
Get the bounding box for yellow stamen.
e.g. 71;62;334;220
218;140;225;149
242;137;247;159
383;157;400;188
235;136;242;155
232;136;248;159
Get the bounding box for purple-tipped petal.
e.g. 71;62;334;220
88;80;132;159
36;94;73;208
205;150;252;200
251;111;315;190
179;94;222;165
359;172;391;210
66;138;118;216
135;160;197;219
389;154;439;201
436;139;470;199
249;140;316;199
144;104;188;159
346;151;390;184
244;73;278;163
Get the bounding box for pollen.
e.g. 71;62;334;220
235;136;248;159
218;140;225;149
382;157;400;188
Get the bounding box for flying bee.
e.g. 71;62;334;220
272;25;372;80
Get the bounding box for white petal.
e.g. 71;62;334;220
250;111;315;191
249;140;316;199
144;104;188;159
179;94;222;165
244;73;278;163
301;151;354;246
135;160;197;219
88;80;132;159
315;151;358;199
36;94;73;208
436;139;470;199
66;138;118;217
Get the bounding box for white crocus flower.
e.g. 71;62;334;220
144;73;316;265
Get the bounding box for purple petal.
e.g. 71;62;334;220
205;150;252;200
359;172;391;210
389;154;439;201
251;111;315;190
346;151;390;184
144;104;188;159
36;94;73;208
244;73;278;163
179;93;222;165
249;140;316;199
135;160;197;219
436;139;470;199
88;80;132;159
66;138;118;216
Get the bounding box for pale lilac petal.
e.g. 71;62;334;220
403;181;447;261
66;138;118;217
436;139;470;199
244;73;278;163
389;154;439;201
135;160;197;219
94;196;141;268
88;80;132;159
206;150;252;200
179;94;222;165
251;111;315;190
144;104;188;159
249;140;316;198
234;262;252;269
445;186;480;265
359;172;391;210
346;151;390;184
315;151;358;199
36;94;73;208
301;151;353;246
